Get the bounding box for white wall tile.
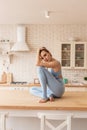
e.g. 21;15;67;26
0;24;87;83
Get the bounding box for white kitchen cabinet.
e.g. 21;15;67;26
61;42;87;69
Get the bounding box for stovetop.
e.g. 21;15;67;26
12;82;27;84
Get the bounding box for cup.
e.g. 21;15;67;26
63;78;68;84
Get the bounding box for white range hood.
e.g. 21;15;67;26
11;25;29;52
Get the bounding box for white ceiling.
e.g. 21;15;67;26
0;0;87;24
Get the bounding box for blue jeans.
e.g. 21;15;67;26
30;66;65;99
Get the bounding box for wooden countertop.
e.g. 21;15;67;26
28;83;87;87
0;90;87;111
0;83;87;87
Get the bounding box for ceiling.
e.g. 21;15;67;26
0;0;87;24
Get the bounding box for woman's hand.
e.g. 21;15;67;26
36;47;47;66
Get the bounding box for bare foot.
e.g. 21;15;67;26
39;98;49;103
49;96;55;102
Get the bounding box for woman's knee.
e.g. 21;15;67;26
37;66;45;73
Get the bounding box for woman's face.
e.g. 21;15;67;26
40;50;52;62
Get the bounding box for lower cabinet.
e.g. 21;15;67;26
0;86;86;91
0;87;29;90
65;87;87;91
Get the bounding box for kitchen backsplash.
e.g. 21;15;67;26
0;24;87;83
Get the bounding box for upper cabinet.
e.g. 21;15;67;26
61;42;87;69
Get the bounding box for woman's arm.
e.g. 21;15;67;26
40;60;59;68
36;49;42;66
36;58;59;68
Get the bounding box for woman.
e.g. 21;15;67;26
30;47;65;103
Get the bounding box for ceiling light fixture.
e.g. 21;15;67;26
45;11;50;18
